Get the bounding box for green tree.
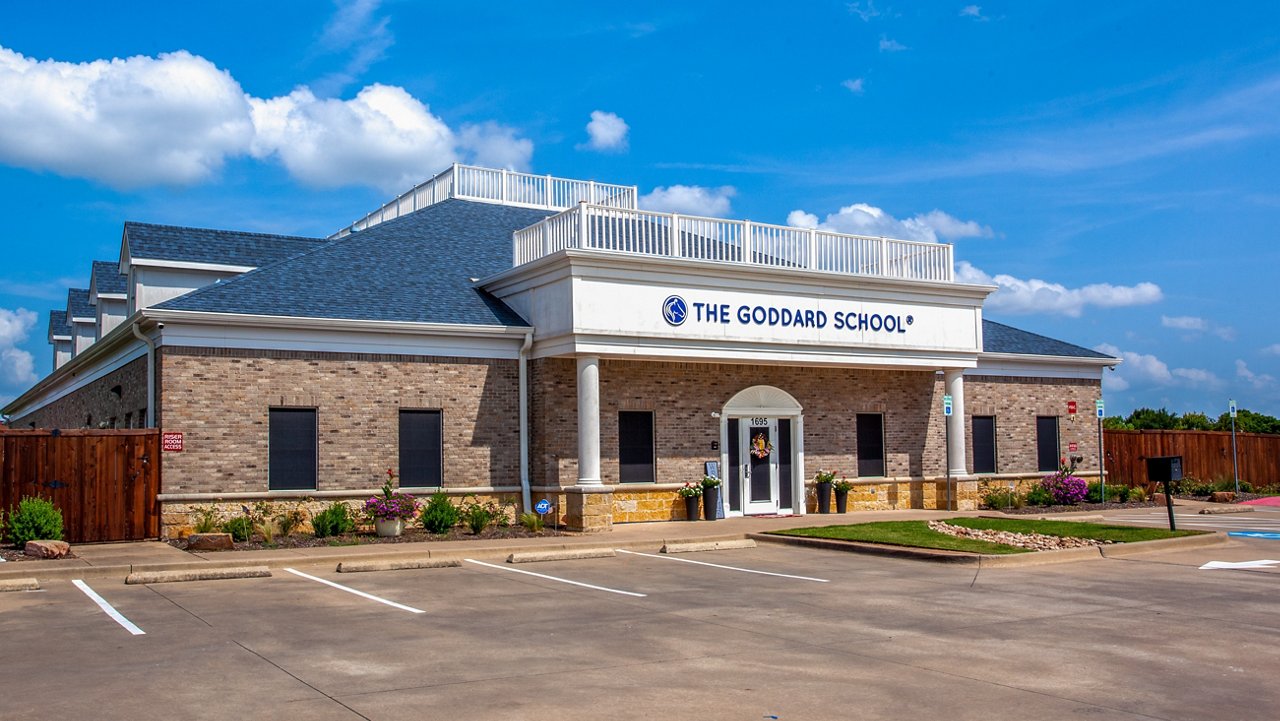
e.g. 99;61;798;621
1215;409;1280;435
1179;412;1214;430
1125;407;1180;430
1102;416;1133;430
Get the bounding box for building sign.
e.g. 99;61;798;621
1068;442;1078;452
678;296;914;334
1067;401;1077;415
162;432;184;452
943;394;953;416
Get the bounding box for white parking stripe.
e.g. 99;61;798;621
616;549;829;582
464;559;647;597
71;579;145;635
283;568;426;614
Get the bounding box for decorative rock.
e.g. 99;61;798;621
186;533;235;551
24;540;71;559
927;520;1110;551
1152;493;1167;505
1210;491;1237;503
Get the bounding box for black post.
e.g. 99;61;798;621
1162;479;1176;531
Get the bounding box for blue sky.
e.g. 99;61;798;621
1;1;1278;416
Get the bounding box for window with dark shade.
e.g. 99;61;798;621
1036;416;1060;472
972;416;997;474
400;410;443;487
269;408;317;491
856;413;885;477
618;411;655;483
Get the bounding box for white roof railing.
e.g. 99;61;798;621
331;164;639;238
513;203;955;283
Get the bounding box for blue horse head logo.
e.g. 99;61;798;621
663;295;688;326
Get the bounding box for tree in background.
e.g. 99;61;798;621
1103;407;1280;434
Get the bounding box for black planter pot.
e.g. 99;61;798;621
816;481;833;514
835;489;849;514
683;495;701;521
702;486;721;520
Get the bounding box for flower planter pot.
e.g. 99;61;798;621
702;486;721;520
835;489;849;514
683;495;701;521
816;481;833;514
374;518;404;537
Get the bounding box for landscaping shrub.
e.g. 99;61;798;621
519;511;544;532
275;504;308;536
1213;478;1252;494
1105;484;1131;503
7;497;64;546
981;488;1023;510
220;516;253;542
191;506;220;534
1176;477;1213;496
1085;481;1104;503
420;492;460;534
311;502;356;538
1024;485;1054;507
462;504;494;534
1040;472;1087;505
1129;486;1148;502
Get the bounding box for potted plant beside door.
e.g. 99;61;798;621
833;477;854;513
814;469;838;514
677;482;702;521
364;469;420;537
701;475;722;521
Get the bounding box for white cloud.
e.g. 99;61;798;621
0;308;37;387
959;5;987;20
1161;314;1236;341
580;110;630;152
1263;344;1280;356
786;202;992;243
879;36;908;52
0;47;254;188
639;185;736;217
1172;367;1222;387
1095;342;1221;391
312;0;395;96
1236;359;1276;391
842;78;865;94
0;44;534;193
848;2;881;21
959;262;1162;317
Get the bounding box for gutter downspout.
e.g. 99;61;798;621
518;330;533;513
130;322;156;428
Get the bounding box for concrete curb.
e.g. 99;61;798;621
507;548;616;563
125;566;272;585
1199;506;1254;515
0;577;40;592
750;533;979;564
337;558;461;573
661;539;757;554
1099;532;1227;558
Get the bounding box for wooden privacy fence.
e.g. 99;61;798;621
0;429;159;543
1103;429;1280;488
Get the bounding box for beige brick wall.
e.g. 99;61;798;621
159;347;520;494
9;356;149;430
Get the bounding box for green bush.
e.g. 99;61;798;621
1085;481;1104;504
1213;478;1253;494
6;497;64;547
1176;477;1214;496
191;506;220;534
420;493;460;534
1105;484;1131;503
311;502;356;538
1129;486;1148;502
220;516;253;542
519;511;544;532
463;504;494;534
1024;485;1054;507
981;488;1023;510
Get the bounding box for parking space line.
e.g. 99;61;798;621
616;549;829;582
71;579;145;635
283;568;426;614
463;559;647;597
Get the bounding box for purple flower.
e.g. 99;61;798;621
1040;472;1088;505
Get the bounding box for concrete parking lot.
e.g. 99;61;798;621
3;531;1279;721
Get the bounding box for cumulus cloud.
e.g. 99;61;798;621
1263;343;1280;356
580;110;630;152
959;262;1162;317
0;44;534;193
0;308;38;387
786;202;992;243
640;185;737;217
959;5;987;20
1095;342;1220;392
842;78;865;94
1161;314;1236;341
1236;359;1276;391
879;36;908;52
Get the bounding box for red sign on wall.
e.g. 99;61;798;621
1067;401;1078;415
162;432;184;452
1068;442;1079;453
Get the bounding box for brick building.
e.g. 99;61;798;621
3;165;1119;534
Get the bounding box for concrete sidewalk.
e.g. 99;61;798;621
2;507;974;583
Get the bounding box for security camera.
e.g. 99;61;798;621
157;322;165;329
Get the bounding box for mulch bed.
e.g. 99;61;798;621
988;501;1160;515
0;545;79;563
167;524;567;552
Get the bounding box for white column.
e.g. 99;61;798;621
944;369;968;477
576;355;602;486
794;415;806;516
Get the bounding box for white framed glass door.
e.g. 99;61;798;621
739;417;779;514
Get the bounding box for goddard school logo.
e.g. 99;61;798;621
662;295;688;326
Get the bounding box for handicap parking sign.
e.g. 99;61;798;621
1228;531;1280;540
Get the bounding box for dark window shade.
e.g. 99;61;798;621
778;418;793;511
856;413;885;477
972;416;997;474
618;411;655;483
727;418;741;512
400;410;443;487
269;408;317;491
1036;416;1060;472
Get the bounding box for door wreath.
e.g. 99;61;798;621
749;432;773;459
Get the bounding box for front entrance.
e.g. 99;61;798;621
721;384;803;518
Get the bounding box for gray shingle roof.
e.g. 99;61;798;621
67;289;94;322
91;260;127;296
48;310;71;341
982;319;1114;360
155;199;555;326
124;222;326;267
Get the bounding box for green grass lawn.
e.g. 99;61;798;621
770;517;1203;554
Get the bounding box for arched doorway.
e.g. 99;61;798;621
720;385;805;517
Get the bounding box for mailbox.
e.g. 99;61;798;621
1146;456;1183;483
